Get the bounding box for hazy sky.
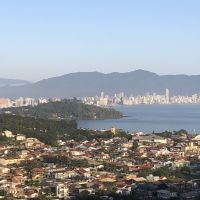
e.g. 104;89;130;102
0;0;200;81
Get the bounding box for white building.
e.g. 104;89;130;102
56;183;69;199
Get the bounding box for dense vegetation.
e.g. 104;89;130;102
0;114;77;146
42;155;89;168
0;100;124;146
153;129;188;138
138;166;192;181
2;99;123;120
0;114;130;146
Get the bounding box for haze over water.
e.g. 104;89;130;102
78;104;200;133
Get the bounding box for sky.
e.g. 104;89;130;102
0;0;200;82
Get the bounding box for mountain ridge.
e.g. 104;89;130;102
0;78;31;87
1;70;200;98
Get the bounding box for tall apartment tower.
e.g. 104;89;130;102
166;89;170;103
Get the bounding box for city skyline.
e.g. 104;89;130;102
1;0;200;81
2;88;200;109
82;89;200;106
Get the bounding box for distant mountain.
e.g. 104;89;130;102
1;70;200;98
0;78;30;87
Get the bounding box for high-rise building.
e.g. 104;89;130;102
0;98;12;108
165;89;170;103
100;92;104;98
24;98;36;107
98;91;108;106
15;97;24;107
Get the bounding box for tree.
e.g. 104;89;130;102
132;140;139;151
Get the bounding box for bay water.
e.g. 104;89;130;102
78;104;200;133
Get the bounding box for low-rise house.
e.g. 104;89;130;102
18;150;29;158
56;183;69;199
16;134;26;141
2;130;15;138
71;151;85;156
99;153;110;160
116;186;132;195
76;169;91;178
185;142;199;152
155;148;171;157
24;138;44;149
24;188;38;199
0;166;10;174
146;174;160;182
0;144;10;151
9;184;25;198
79;188;95;195
12;175;25;185
45;168;79;180
0;157;24;166
32;168;45;181
174;159;190;168
131;177;147;183
134;134;167;144
122;141;133;148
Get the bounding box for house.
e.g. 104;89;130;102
45;168;78;180
192;135;200;141
77;169;91;178
32;168;45;181
16;134;26;141
24;188;38;199
146;174;160;182
79;188;95;195
125;174;137;181
0;166;10;174
122;141;133;148
134;134;167;144
56;183;69;199
131;177;147;183
118;186;132;195
18;150;29;158
185;142;198;151
111;127;118;135
12;175;25;185
174;159;190;168
24;138;44;148
99;153;110;160
71;151;85;156
155;148;170;157
0;157;24;166
9;184;24;198
2;130;15;138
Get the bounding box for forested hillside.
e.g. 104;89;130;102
3;100;123;120
0;114;77;145
0;114;129;146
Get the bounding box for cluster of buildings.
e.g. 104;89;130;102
1;128;200;199
0;97;61;109
1;89;200;109
82;90;200;106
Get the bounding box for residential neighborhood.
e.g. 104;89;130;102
1;128;200;199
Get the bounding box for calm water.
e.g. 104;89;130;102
78;104;200;133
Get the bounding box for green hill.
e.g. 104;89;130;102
3;99;123;120
0;114;77;146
